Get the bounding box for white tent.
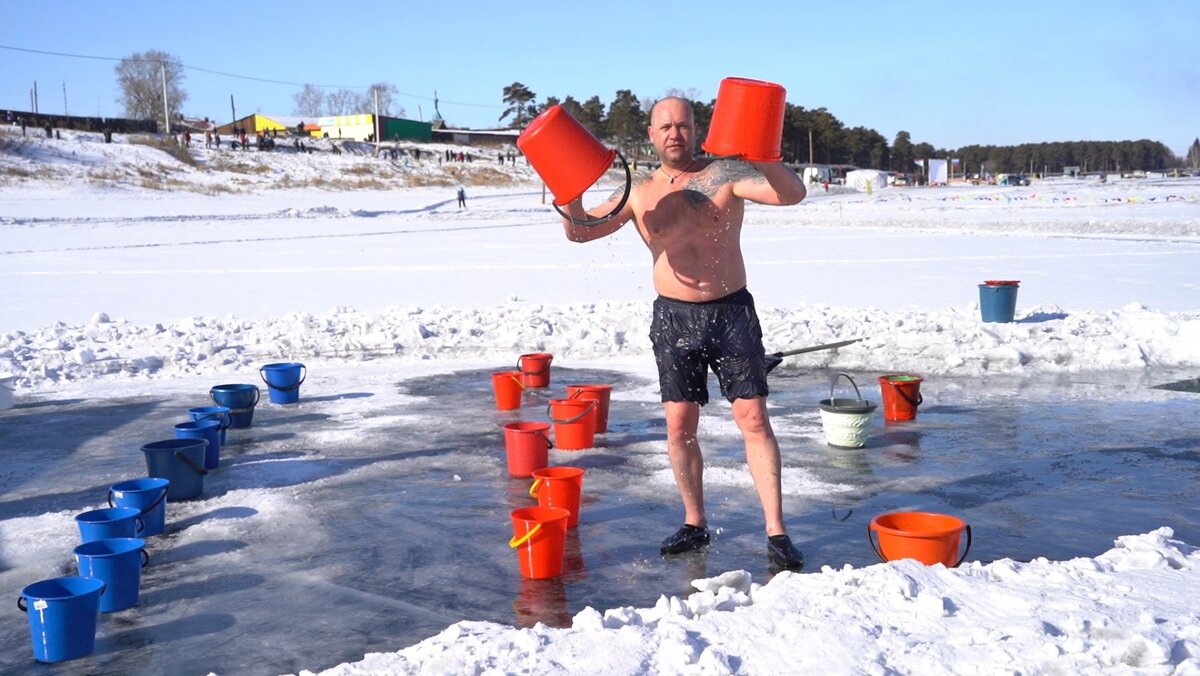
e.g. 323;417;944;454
845;169;888;192
928;158;949;185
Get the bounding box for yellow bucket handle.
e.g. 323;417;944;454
508;523;541;548
528;478;542;498
511;375;526;390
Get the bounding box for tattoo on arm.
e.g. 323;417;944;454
689;159;766;199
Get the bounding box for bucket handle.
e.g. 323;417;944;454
134;515;145;535
546;400;595;425
197;410;233;430
259;365;307;391
174;450;210;476
884;379;923;407
108;485;168;517
517;356;552;376
831;506;853;522
18;582;107;612
867;523;973;568
829;373;865;411
141;548;150;567
529;478;542;498
210;387;260;409
508;523;541;549
551;150;632;227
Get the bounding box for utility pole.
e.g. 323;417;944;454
62;82;68;116
808;128;814;165
32;80;39;114
230;95;236;125
160;61;170;135
374;88;380;144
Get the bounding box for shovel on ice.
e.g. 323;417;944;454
764;338;865;374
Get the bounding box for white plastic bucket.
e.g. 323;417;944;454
0;373;15;411
819;408;874;448
818;373;876;449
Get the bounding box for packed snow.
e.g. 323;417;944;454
2;125;1200;674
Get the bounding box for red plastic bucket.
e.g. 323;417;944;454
878;374;924;422
565;384;612;433
491;371;524;411
701;77;786;161
868;511;972;567
503;422;551;478
518;105;616;206
530;466;585;528
509;506;570;579
518;353;553;388
547;398;595;451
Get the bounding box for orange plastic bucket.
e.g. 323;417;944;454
878;374;924;422
518;105;616;207
518;353;553;388
529;466;585;528
868;512;972;567
509;506;570;579
701;77;786;162
547;399;595;451
566;384;612;433
503;422;552;478
491;371;524;410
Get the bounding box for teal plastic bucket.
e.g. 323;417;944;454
210;384;259;428
74;507;144;543
260;362;306;405
18;576;105;662
73;538;148;612
979;281;1019;322
108;477;169;536
141;438;208;500
175;419;222;469
188;405;231;445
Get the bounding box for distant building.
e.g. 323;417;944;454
316;114;432;142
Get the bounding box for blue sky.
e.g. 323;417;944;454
2;1;1197;155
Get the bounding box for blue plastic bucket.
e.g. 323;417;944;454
979;281;1019;323
188;405;231;445
260;362;306;405
73;538;148;612
108;477;169;536
18;576;105;662
175;419;222;469
75;507;144;543
210;383;259;428
141;438;208;500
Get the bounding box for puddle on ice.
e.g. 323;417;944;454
0;366;1197;674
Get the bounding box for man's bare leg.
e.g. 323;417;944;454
731;396;785;536
664;400;705;527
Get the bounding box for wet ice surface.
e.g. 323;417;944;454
1;366;1198;675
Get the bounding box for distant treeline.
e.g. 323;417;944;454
503;84;1186;174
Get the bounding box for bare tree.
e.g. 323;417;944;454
292;84;325;117
324;89;359;116
363;82;404;117
115;50;187;124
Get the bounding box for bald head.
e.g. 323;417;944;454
650;97;694;124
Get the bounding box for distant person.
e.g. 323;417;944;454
559;96;808;572
205;130;213;148
456;186;466;209
214;132;221;148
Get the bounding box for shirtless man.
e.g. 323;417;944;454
561;96;807;571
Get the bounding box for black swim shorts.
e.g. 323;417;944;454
649;287;769;405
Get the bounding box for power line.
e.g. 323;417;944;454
0;43;501;109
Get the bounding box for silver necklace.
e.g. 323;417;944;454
660;160;696;184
